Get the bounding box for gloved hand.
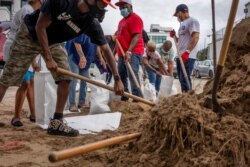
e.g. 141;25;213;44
169;30;176;38
181;50;190;64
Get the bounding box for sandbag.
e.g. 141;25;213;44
34;72;57;128
158;75;174;98
88;79;110;115
143;79;157;102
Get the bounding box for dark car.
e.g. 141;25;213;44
194;60;214;78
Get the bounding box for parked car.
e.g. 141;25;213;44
194;60;214;78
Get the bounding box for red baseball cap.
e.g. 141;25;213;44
102;0;116;9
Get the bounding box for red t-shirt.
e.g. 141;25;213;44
116;13;144;57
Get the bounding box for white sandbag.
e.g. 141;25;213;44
143;79;157;102
158;75;174;98
88;79;110;115
171;85;178;95
34;71;57;128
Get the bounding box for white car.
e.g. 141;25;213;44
194;60;214;78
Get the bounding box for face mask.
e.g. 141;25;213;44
120;8;129;18
85;0;106;21
161;48;168;54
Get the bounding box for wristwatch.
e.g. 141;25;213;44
114;75;120;81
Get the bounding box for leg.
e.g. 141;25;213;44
128;54;142;97
0;85;8;103
26;76;36;121
78;69;89;107
47;44;79;137
176;58;187;92
185;58;196;90
155;74;162;93
118;57;129;101
67;54;78;111
146;67;156;87
15;82;28;119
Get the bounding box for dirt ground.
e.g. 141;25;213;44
0;18;250;167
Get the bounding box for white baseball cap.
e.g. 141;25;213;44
115;0;132;6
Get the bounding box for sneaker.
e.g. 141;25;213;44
121;96;129;101
47;119;79;137
69;105;78;112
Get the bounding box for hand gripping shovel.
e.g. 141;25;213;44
211;0;239;114
115;39;144;98
57;68;154;106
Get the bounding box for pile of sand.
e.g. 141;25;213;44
104;18;250;167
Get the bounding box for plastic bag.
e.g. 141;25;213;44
158;75;174;98
88;79;110;115
143;79;157;102
34;72;57;128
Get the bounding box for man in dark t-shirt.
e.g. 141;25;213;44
0;0;124;137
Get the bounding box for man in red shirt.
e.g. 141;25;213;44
115;0;144;100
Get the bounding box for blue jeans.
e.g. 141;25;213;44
176;58;196;92
146;67;161;92
68;54;89;106
118;54;142;97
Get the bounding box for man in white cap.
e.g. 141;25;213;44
170;4;200;92
115;0;144;101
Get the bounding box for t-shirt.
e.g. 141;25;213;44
143;49;161;68
9;4;34;40
116;13;144;57
24;0;107;46
178;17;200;59
158;46;174;64
65;34;97;70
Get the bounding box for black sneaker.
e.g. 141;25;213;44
47;119;79;137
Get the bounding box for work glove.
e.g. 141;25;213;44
181;50;190;64
169;30;176;38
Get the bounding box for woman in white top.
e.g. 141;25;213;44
142;41;169;93
3;0;42;126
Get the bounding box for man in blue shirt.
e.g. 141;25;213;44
65;34;107;112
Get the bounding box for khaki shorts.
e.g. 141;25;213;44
0;23;71;86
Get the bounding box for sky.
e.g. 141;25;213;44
101;0;249;49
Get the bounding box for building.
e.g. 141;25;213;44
0;0;28;21
244;1;250;18
147;24;177;54
206;1;249;61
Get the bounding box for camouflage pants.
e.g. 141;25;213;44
0;23;71;86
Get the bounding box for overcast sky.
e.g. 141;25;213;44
101;0;248;49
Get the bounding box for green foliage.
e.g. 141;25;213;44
196;47;208;61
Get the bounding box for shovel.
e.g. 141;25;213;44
57;68;154;106
115;39;144;98
49;132;141;162
211;0;239;114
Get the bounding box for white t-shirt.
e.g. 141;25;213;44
143;49;161;68
8;4;34;40
4;4;34;72
178;17;200;59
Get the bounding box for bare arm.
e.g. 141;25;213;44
127;33;140;52
142;57;162;76
187;32;199;52
156;59;168;75
74;43;86;69
35;13;52;62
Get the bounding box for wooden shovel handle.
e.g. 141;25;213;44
57;68;154;106
173;37;191;90
49;132;141;162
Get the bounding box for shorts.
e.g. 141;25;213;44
0;23;72;86
22;71;34;82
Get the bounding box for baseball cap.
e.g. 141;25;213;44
102;0;116;9
173;4;188;16
115;0;132;6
